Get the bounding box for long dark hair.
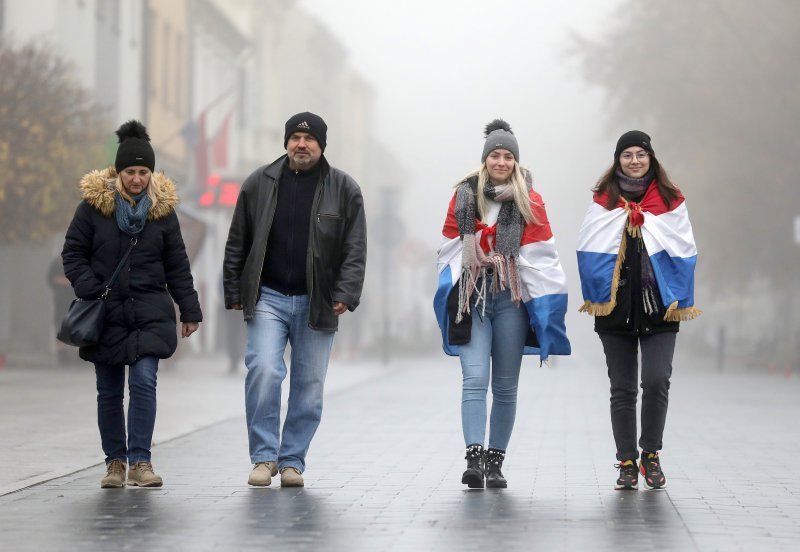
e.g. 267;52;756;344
592;154;681;209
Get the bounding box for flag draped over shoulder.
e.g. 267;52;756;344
433;189;571;361
576;182;700;321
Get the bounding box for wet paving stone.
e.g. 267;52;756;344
2;353;800;551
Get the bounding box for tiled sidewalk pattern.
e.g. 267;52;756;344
1;351;799;551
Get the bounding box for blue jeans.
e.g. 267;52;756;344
245;286;335;472
459;288;529;450
94;356;159;465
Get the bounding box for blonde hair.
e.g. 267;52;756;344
458;163;538;225
114;170;161;211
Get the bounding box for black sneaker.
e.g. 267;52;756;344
614;459;639;490
640;451;667;490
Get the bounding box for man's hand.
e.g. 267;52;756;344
182;322;200;338
231;303;243;310
333;301;348;315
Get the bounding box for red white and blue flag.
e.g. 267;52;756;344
434;189;571;361
576;182;700;320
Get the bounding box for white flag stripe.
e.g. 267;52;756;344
642;203;698;258
436;236;462;283
575;203;626;254
519;240;569;299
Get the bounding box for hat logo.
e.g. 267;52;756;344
297;121;310;130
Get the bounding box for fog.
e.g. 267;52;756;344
295;0;626;358
298;0;618;237
1;0;798;371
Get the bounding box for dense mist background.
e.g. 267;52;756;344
1;0;797;370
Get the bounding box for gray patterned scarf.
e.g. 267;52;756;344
616;167;654;195
454;175;525;321
115;190;151;236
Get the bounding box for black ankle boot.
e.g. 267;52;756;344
485;448;507;488
461;444;485;488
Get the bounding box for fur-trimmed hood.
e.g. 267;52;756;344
79;166;179;220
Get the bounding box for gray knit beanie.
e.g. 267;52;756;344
481;119;519;163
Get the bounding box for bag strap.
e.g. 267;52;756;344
101;236;138;299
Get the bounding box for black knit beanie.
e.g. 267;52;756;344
284;112;327;151
114;120;155;172
614;130;654;159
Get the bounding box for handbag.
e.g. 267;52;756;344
57;237;138;347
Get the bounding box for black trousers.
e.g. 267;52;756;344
598;332;677;462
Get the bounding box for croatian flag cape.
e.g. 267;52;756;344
576;182;700;321
434;189;571;361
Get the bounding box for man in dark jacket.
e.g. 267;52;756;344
223;112;367;488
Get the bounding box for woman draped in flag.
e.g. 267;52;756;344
577;130;700;491
434;119;570;489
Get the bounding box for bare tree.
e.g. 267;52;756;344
0;37;108;242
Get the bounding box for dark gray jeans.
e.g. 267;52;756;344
598;332;677;462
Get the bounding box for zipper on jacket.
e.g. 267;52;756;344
305;172;325;323
250;182;279;312
286;171;297;287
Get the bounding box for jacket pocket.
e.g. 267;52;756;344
315;213;345;261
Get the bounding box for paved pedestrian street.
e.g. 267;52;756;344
1;350;799;551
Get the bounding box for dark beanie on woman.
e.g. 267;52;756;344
114;120;155;172
284;112;327;152
614;130;654;159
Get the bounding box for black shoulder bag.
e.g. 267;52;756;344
57;236;138;347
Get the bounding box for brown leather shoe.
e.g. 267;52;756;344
127;462;163;487
248;461;278;486
100;459;126;488
280;467;304;487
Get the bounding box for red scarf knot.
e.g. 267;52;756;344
475;221;497;252
627;202;645;227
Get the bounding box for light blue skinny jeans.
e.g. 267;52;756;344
244;286;335;473
459;287;529;450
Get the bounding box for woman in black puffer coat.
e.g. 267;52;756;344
62;120;202;489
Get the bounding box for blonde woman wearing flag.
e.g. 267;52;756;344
577;130;700;491
434;119;570;489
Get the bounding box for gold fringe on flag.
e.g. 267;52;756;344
663;302;702;321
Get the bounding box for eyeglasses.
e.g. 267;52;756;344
620;151;650;162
